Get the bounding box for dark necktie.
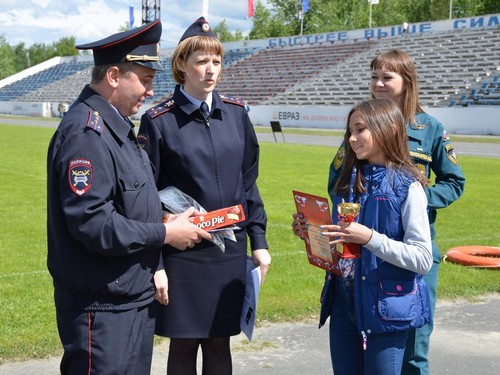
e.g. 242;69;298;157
200;102;210;123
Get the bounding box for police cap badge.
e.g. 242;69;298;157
178;17;217;43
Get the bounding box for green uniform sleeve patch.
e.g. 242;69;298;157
333;147;345;171
445;144;459;165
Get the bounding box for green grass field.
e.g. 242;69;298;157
0;122;499;363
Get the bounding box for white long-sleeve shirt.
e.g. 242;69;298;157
364;181;433;275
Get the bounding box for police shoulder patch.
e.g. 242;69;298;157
85;111;104;135
220;94;245;107
146;98;176;119
137;133;148;149
445;144;459;165
69;158;93;196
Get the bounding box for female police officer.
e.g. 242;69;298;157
138;17;271;375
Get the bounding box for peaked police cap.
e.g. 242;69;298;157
76;19;163;71
178;17;217;43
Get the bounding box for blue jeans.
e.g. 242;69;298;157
329;277;408;375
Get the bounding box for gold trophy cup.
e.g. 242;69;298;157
336;203;362;258
337;203;361;223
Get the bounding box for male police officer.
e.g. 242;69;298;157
47;20;211;374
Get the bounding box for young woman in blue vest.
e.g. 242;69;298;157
293;98;433;374
327;49;465;375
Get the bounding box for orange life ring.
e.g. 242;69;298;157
443;246;500;268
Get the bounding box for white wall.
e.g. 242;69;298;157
247;105;500;135
0;101;52;117
2;101;498;135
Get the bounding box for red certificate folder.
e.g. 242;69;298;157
293;191;340;273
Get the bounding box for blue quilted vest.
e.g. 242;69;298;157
320;164;430;338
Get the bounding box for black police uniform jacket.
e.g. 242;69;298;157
139;86;268;337
47;84;166;311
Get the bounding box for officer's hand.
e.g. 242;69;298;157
163;208;205;223
163;207;212;250
154;269;169;305
252;249;271;286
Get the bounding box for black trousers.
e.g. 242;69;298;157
56;303;155;375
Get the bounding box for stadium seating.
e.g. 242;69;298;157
1;27;499;108
216;40;372;104
255;27;500;107
146;46;261;103
0;47;261;104
450;74;500;106
0;61;93;102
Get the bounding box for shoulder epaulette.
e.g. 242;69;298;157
146;98;176;119
85;110;104;135
220;94;246;107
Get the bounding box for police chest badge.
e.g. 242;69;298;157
69;158;93;196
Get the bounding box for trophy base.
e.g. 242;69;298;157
336;243;361;258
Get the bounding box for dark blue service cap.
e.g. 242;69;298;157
76;19;163;71
178;17;217;43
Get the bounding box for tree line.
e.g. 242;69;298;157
1;0;498;80
0;36;80;80
247;0;499;39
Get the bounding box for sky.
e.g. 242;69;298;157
0;0;259;49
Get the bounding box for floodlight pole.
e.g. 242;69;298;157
142;0;160;24
299;11;304;36
369;2;373;28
